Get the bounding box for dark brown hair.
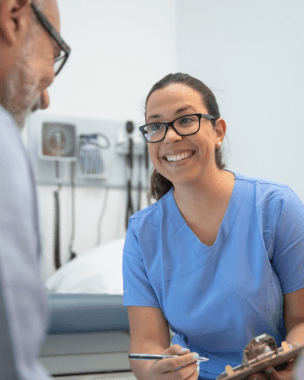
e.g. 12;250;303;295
146;73;226;201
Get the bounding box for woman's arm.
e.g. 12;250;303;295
127;306;200;380
248;287;304;380
128;306;170;354
128;306;170;379
284;287;304;345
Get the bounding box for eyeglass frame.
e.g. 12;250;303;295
30;3;71;76
139;113;215;143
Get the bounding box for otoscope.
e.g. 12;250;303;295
125;121;134;230
54;161;61;269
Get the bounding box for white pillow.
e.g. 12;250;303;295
46;238;125;295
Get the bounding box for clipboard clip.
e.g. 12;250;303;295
217;334;304;380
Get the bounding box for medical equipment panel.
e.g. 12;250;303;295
26;113;150;189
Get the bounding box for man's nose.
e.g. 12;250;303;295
40;90;50;110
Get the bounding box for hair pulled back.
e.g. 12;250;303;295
146;73;226;201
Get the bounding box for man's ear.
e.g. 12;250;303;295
0;0;31;46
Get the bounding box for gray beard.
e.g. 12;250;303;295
2;38;41;130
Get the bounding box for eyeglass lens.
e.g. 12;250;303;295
144;114;200;142
54;51;67;75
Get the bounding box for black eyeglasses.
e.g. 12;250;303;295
31;3;71;76
139;113;215;143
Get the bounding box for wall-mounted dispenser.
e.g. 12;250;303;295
78;133;110;179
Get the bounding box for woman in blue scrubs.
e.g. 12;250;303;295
123;73;304;380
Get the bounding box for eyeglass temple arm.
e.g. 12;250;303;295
30;3;71;55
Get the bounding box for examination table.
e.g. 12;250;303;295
39;293;134;377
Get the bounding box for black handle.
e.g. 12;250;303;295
126;121;134;134
54;189;61;270
125;180;134;230
145;143;149;170
128;138;133;169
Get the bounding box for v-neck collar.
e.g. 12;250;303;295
166;171;247;258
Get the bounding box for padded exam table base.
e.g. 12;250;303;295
39;294;131;376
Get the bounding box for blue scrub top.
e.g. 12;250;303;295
123;172;304;379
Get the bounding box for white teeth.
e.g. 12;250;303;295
165;152;193;162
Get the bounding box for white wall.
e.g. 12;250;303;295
33;0;304;280
49;0;178;121
33;0;178;280
176;0;304;201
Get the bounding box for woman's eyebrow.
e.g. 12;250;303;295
147;114;162;122
147;106;196;123
174;105;196;115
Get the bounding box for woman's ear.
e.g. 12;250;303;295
0;0;31;46
214;118;227;144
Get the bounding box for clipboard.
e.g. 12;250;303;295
216;334;304;380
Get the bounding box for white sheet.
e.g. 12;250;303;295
46;238;125;294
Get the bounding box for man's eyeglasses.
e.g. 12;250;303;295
139;113;215;143
31;3;71;76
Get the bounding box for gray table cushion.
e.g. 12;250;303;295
47;293;129;334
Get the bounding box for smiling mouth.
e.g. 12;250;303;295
164;151;195;162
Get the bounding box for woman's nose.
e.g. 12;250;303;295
163;125;183;143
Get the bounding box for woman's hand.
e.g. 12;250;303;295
147;344;200;380
247;359;295;380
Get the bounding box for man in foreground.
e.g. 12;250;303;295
0;0;70;378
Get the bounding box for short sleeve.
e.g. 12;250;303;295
271;187;304;294
123;220;160;308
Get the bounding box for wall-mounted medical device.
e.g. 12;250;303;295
78;133;110;179
116;125;145;156
38;121;78;270
26;113;151;189
25;113;152;267
40;122;76;161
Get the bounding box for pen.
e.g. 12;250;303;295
129;354;209;362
